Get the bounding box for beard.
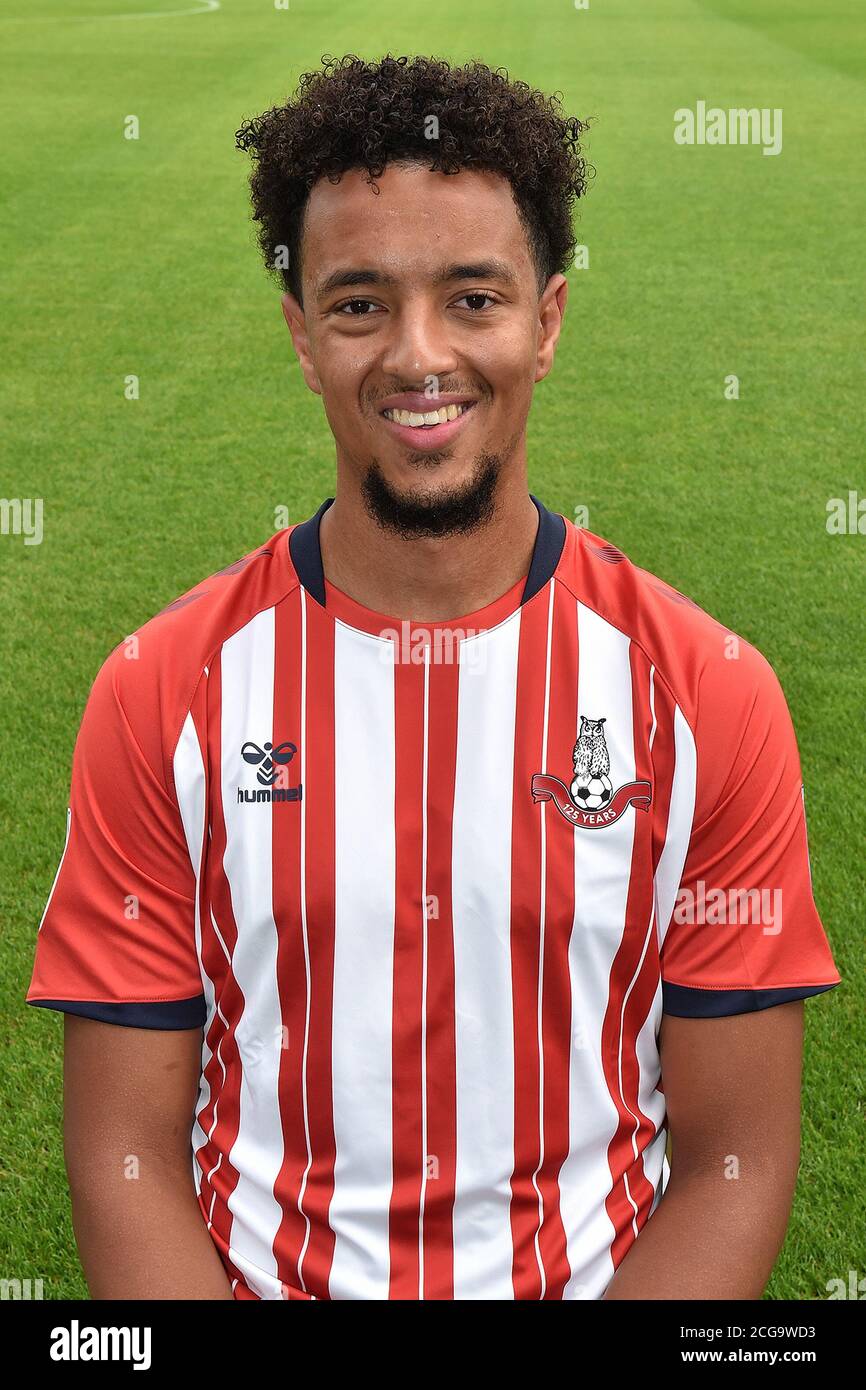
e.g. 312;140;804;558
361;452;501;539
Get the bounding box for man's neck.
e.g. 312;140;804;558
318;476;541;622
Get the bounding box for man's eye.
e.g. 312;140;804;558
454;293;497;311
336;299;380;315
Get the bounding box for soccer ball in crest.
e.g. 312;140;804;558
570;772;613;811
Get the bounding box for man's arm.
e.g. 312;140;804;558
64;1015;234;1300
603;1000;804;1300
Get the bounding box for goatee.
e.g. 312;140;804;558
361;454;501;539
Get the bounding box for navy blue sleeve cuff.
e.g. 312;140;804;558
662;981;839;1018
27;995;207;1029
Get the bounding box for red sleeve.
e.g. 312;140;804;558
26;646;205;1029
661;642;841;1017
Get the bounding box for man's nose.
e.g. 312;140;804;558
379;300;459;383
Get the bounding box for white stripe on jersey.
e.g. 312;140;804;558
656;705;698;950
173;709;211;1198
202;912;232;1221
220;609;285;1298
328;622;396;1300
37;806;73;934
561;601;638;1299
451;615;521;1299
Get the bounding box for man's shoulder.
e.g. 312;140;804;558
86;529;299;765
554;517;783;726
134;528;296;655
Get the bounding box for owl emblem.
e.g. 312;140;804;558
531;714;652;828
570;716;612;809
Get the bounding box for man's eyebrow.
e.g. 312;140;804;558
432;260;518;287
316;259;518;298
316;268;398;297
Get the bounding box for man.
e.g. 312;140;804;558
28;55;840;1301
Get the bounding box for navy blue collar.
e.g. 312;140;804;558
289;494;565;610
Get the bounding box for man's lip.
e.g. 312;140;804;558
379;400;477;450
377;392;477;414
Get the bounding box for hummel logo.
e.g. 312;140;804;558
241;740;297;786
238;740;303;804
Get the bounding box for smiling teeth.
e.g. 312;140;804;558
383;403;470;427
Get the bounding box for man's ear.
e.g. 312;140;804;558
281;291;322;396
534;273;568;384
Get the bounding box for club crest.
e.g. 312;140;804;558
531;715;651;830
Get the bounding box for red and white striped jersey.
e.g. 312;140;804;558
28;496;840;1300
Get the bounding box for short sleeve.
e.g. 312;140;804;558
661;643;841;1018
26;647;206;1029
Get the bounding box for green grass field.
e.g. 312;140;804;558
1;0;863;1300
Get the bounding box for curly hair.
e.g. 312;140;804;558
235;54;590;303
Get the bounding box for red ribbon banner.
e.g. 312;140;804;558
531;774;652;830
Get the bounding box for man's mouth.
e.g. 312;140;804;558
376;394;478;451
382;402;474;429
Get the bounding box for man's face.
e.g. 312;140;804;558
282;162;566;535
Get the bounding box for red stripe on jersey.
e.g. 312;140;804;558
388;653;427;1298
509;589;552;1299
195;651;245;1258
534;583;579;1298
280;1281;314;1300
200;1222;264;1299
294;593;338;1297
271;589;310;1288
619;650;670;1228
602;646;663;1262
643;671;678;1119
647;671;677;883
420;656;459;1299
